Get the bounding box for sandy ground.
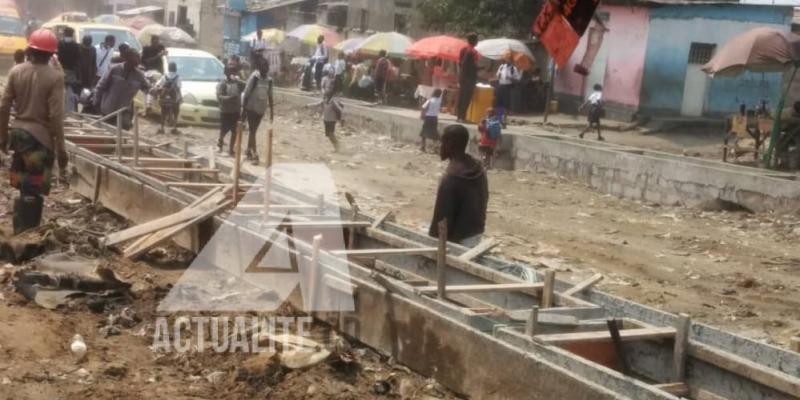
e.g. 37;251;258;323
146;102;800;349
0;98;798;399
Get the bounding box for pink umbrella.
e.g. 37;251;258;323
406;35;468;62
703;27;800;77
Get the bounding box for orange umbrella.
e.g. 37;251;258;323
406;35;468;62
703;27;800;77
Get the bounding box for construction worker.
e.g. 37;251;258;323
0;29;67;234
94;48;151;130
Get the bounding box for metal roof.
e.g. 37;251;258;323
247;0;310;12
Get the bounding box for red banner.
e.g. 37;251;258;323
533;0;600;68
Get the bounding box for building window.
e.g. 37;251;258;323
395;13;407;34
168;11;175;26
688;42;716;64
360;9;368;32
177;6;188;25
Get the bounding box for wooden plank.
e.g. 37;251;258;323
562;274;604;297
535;328;676;345
654;383;689;397
167;182;261;189
542;270;556;308
104;206;209;247
331;248;438;257
118;157;192;163
105;191;226;247
672;314;691;382
790;337;800;353
364;228;595;307
133;112;140;166
693;389;730;400
123;200;232;259
236;204;319;211
261;221;372;229
688;341;800;398
437;220;447;300
136;167;221;173
371;211;394;229
458;239;499;261
83;144;154;150
418;283;544;295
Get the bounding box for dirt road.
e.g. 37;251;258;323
141;103;800;348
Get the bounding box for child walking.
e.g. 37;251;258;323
579;84;605;141
156;62;182;135
420;88;442;152
322;93;343;152
478;108;502;169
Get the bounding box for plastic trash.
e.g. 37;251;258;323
71;334;87;361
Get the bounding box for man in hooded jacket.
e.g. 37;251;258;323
429;124;489;247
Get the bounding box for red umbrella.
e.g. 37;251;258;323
406;35;469;62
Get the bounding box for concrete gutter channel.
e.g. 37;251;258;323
275;89;800;214
66;115;800;399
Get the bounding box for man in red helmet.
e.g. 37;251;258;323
0;29;66;234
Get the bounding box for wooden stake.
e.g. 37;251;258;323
672;313;691;382
607;319;631;375
525;306;539;338
116;112;123;161
263;125;274;224
308;234;323;312
133;111;140;166
317;194;325;215
436;219;447;300
92;166;104;204
232;121;244;206
790;337;800;353
542;270;556;308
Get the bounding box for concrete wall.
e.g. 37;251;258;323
345;0;423;37
640;4;792;116
276;89;800;213
555;5;650;112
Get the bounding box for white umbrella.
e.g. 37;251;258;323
476;38;534;60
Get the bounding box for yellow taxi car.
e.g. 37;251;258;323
0;3;27;56
135;47;224;126
41;21;141;53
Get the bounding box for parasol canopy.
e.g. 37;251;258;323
137;24;196;48
406;35;468;62
356;32;413;58
241;28;285;45
121;15;156;33
334;37;364;55
702;27;800;77
476;38;536;70
286;24;340;46
94;14;122;25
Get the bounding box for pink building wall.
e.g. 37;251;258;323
554;5;650;108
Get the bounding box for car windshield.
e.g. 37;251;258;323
0;16;23;36
83;28;141;51
169;56;224;82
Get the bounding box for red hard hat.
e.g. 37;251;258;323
28;29;58;53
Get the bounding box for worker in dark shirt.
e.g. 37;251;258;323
78;35;97;92
429;124;489;247
58;26;81;112
142;35;166;73
456;33;480;123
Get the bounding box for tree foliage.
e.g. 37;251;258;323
418;0;542;39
